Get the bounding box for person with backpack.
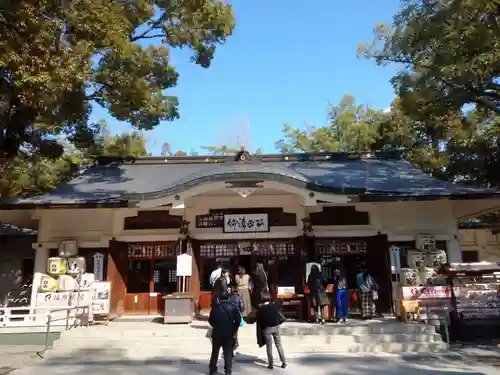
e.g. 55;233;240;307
208;291;241;375
256;292;287;370
307;264;329;324
229;283;244;355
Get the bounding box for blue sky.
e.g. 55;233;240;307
90;0;401;155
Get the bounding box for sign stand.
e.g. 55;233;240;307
176;253;193;293
92;281;112;325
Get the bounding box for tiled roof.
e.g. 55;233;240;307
0;223;37;236
5;151;500;206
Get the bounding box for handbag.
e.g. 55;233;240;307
372;290;379;301
239;313;245;327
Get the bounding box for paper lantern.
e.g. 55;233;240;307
67;257;86;275
47;257;67;275
40;275;58;292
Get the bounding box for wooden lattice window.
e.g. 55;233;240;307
253;242;295;259
127;243;180;259
196;213;224;228
199;243;239;258
316;240;367;254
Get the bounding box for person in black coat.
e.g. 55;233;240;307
208;291;241;375
307;264;329;324
256;292;287;369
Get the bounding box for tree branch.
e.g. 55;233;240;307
129;17;165;42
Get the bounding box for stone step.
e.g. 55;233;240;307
45;341;448;363
53;332;442;349
60;322;437;339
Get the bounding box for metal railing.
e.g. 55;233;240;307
423;303;451;348
0;306;49;327
38;305;91;358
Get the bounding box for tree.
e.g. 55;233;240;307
0;0;235;160
88;122;149;158
358;0;500;120
0;129;150;202
357;0;500;186
275;95;389;153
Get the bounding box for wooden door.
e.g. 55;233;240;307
107;240;127;317
152;258;177;314
125;259;152;315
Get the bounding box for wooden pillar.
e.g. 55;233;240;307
189;239;201;311
107;240;127;317
365;234;392;313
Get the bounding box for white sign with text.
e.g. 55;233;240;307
223;214;269;233
176;253;193;277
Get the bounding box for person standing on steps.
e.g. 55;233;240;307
252;261;269;308
307;264;328;324
235;266;252;318
356;266;378;320
212;270;230;307
333;268;349;323
256;292;287;370
208;291;241;375
229;283;245;355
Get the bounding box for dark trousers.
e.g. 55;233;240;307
209;336;233;374
263;325;286;366
335;289;349;319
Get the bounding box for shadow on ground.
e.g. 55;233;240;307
9;347;500;375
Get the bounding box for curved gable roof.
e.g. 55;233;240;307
5;151;500;207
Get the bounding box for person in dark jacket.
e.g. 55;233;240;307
256;292;287;370
208;291;241;375
307;264;328;324
212;270;229;307
252;261;269;308
229;283;244;354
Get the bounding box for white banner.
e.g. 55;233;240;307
223;213;269;233
36;291;92;308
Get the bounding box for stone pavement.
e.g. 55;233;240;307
6;353;500;375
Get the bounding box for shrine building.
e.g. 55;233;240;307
1;150;500;316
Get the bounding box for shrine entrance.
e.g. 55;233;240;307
124;242;180;315
195;238;302;311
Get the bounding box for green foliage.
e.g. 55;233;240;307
356;0;500;189
358;0;500;119
0;0;235;159
0;129;150;202
275;95;390;153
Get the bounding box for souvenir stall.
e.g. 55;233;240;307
393;235;451;322
444;262;500;341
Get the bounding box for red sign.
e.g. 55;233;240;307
402;286;451;300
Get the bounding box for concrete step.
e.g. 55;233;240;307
60;322;437;339
45;341;447;363
53;332;442;349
